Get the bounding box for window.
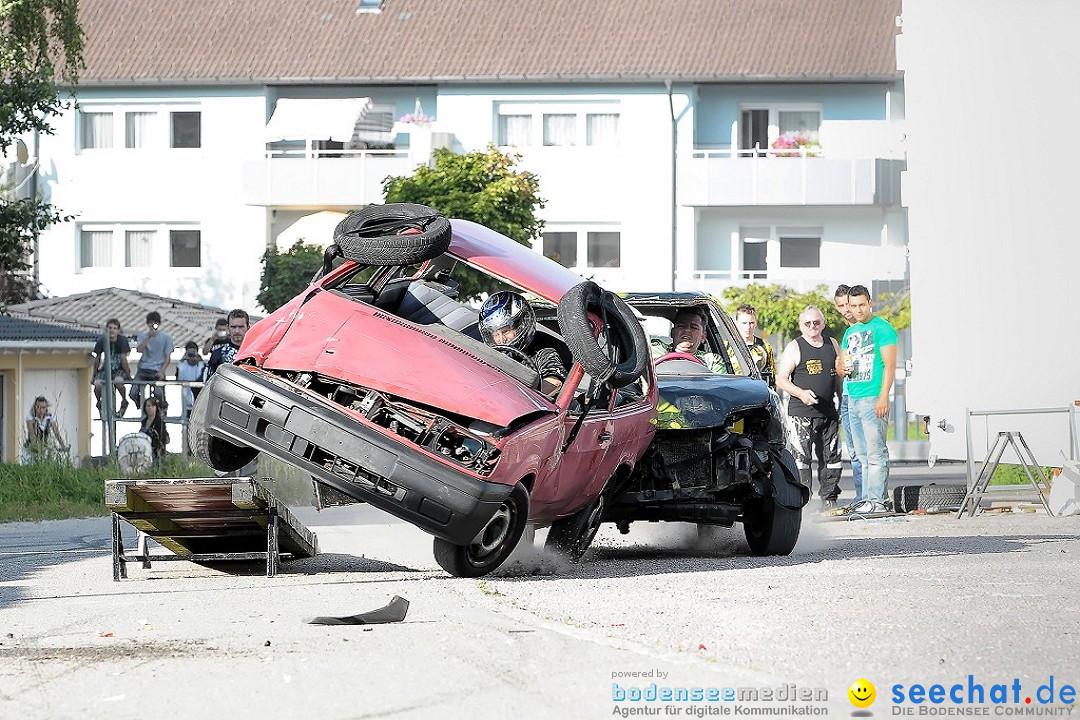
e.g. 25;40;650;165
498;114;532;147
779;236;821;268
543;114;576;146
80;112;114;149
586;113;619;146
355;0;383;12
495;102;619;147
587;232;620;268
125;230;154;267
171;111;201;148
738;105;821;153
542;228;620;269
543;232;577;266
170;230;201;267
125;112;154;148
80;230;112;267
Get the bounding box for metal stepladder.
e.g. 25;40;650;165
956;431;1055;517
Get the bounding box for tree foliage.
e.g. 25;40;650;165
257;241;325;312
719;283;911;345
0;197;67;306
1;0;84;305
383;145;545;300
0;0;84;147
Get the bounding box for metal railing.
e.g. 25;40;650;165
263;147;408;160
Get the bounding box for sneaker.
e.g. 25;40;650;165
820;499;838;513
118;400;129;417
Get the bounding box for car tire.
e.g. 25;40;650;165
546;490;607;562
892;483;968;512
433;483;529;577
187;387;259;472
557;281;649;388
331;203;452;266
743;449;802;556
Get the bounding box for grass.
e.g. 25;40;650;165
0;455;216;523
987;463;1058;486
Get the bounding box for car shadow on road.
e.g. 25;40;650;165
493;532;1078;581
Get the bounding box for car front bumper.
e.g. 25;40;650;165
193;364;515;545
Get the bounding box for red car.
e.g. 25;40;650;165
189;205;656;577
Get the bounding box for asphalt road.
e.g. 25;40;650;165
1;463;1077;719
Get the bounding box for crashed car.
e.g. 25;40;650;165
607;293;810;555
188;204;657;577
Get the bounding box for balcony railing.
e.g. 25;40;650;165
242;148;415;207
679;148;903;207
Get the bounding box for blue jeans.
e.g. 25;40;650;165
847;396;890;503
839;394;863;502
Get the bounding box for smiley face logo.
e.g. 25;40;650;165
848;679;876;708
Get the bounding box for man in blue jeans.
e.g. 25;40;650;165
833;284;862;505
838;285;897;513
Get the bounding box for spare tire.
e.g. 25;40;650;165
892;483;968;512
331;203;452;266
557;281;648;388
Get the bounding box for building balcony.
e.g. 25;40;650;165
679;149;904;207
241;149;416;207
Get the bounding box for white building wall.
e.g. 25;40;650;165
901;0;1080;462
36;88;268;311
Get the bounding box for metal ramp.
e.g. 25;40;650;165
105;476;319;580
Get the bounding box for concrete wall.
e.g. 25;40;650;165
900;0;1080;462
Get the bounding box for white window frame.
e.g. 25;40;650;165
495;100;620;148
735;103;822;151
736;225;823;277
539;225;622;270
75;102;202;153
76;222;202;272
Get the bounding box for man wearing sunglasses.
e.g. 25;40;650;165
776;305;843;511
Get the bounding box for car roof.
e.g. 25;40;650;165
448;219;586;304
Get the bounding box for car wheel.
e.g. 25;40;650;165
331;203;452;266
546;491;607;562
433;483;529;577
557;281;649;388
187;389;258;472
743;449;802;556
892;483;968;512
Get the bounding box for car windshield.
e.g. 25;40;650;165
630;299;756;378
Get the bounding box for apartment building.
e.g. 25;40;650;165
30;0;905;311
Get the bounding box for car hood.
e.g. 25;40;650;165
655;370;773;430
255;299;555;428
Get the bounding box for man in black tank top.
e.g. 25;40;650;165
776;306;843;510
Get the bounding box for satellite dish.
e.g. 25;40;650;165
117;433;154;474
15;139;28;165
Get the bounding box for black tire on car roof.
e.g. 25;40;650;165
331;203;452;266
557;281;649;389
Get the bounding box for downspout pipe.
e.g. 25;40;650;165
666;79;677;292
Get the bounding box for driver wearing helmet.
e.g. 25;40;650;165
649;307;726;373
479;291;567;395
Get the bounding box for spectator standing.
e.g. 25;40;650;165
838;285;898;512
92;318;132;417
206;309;250;381
833;284;863;506
130;311;174;410
202;317;229;356
731;304;776;388
175;341;206;421
23;396;68;463
775;306;843;511
139;396;169;460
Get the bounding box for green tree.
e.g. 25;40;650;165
1;0;84;306
383;145;545;300
720;283;911;345
257;241;325;312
